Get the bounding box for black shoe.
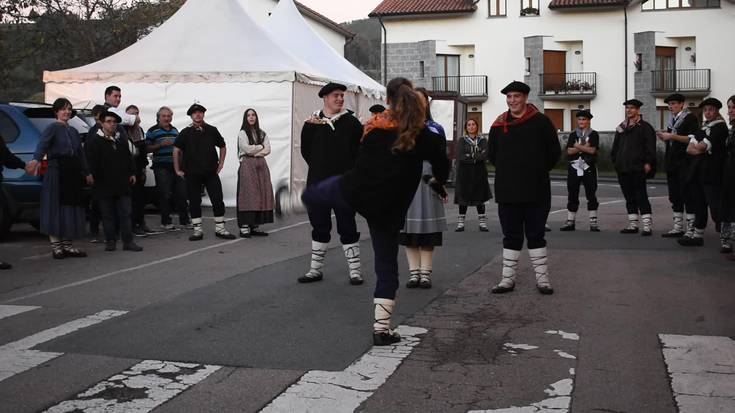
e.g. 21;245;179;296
620;227;639;234
590;226;600;232
373;330;401;346
641;229;653;237
239;231;251;239
662;231;685;238
52;250;66;259
0;261;12;270
189;233;204;241
123;242;143;252
406;278;419;288
537;285;554;295
349;276;364;285
479;225;489;232
419;278;432;289
297;273;323;283
721;244;733;254
455;226;465;232
215;232;236;240
105;242;117;252
678;236;704;247
491;284;515;294
250;230;269;237
559;222;575;232
64;248;88;258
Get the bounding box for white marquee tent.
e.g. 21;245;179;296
44;0;385;205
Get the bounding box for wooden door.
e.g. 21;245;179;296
655;47;677;91
543;51;567;91
570;109;581;131
545;109;564;131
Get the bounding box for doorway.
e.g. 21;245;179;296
543;50;567;92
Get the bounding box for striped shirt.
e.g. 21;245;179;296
146;125;179;167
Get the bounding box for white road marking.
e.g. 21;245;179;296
659;334;735;413
3;220;312;304
469;331;579;413
0;304;40;320
0;310;127;382
260;325;427;413
44;360;221;413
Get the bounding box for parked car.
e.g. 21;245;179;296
0;102;90;237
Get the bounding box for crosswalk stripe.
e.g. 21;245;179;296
260;325;427;413
659;334;735;413
0;304;40;320
0;310;127;382
43;360;221;413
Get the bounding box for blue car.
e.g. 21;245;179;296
0;102;90;236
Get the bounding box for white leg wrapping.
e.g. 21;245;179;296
567;211;577;222
498;248;520;288
589;210;598;227
685;214;696;237
626;214;639;229
373;298;395;332
529;247;551;288
306;241;328;278
191;217;203;236
342;242;362;280
642;214;653;232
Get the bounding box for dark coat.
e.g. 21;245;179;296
687;120;728;186
85;131;134;199
455;135;491;206
340;127;450;232
721;128;735;222
488;112;561;204
611;120;657;176
665;112;699;173
566;130;599;167
301;111;362;186
0;134;25;183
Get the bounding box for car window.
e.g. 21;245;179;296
0;110;21;143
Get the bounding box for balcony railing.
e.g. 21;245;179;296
539;72;597;98
651;69;710;94
431;75;488;98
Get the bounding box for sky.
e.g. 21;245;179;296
297;0;383;23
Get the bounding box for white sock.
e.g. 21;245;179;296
307;241;328;277
642;214;653;231
589;210;598;226
373;298;395;333
214;217;228;234
499;248;520;288
342;242;362;279
191;218;203;234
529;247;551;287
685;214;696;236
627;214;639;229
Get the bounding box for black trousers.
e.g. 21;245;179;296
459;204;486;215
497;200;550;251
304;176;360;244
690;181;722;229
666;168;692;214
186;173;226;219
567;166;599;212
617;172;652;215
98;195;133;244
131;173;146;227
154;166;190;225
369;224;400;300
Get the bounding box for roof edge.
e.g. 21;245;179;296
294;1;355;38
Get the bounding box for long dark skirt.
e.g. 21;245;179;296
236;156;275;227
399;232;442;247
455;162;492;206
39;164;86;239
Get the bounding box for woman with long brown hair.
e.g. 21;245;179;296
301;77;449;345
236;108;274;238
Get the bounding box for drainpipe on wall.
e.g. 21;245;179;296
378;15;388;86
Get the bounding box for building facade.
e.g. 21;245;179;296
369;0;735;132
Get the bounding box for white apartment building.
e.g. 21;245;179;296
370;0;735;133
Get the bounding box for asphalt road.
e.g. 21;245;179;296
0;180;733;413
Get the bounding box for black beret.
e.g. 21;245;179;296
623;99;644;108
576;110;593;119
187;103;206;116
664;93;686;104
501;81;531;95
319;82;347;98
99;110;122;123
369;104;386;114
699;97;722;109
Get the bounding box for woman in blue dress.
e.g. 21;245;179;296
26;98;93;259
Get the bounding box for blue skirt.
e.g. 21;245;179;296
39;165;87;239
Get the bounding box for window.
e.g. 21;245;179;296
488;0;507;16
0;110;20;143
520;0;539;16
420;61;425;78
642;0;719;10
435;55;461;93
525;57;531;75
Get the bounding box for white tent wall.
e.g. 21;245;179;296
45;81;294;207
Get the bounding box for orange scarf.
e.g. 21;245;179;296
363;109;398;140
491;104;540;133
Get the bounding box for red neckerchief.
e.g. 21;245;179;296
362;109;398;140
491;104;540;133
616;116;641;134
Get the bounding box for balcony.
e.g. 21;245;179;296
430;75;488;102
651;69;710;97
538;72;597;100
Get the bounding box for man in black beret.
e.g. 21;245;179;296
612;99;657;236
0;132;26;269
174;103;236;241
85;110;143;252
678;97;728;248
488;81;561;295
299;82;364;285
560;109;600;232
656;93;700;238
369;104;386;114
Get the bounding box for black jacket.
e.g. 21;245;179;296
85;132;134;199
174;123;226;176
340;126;449;232
566;130;599;167
665;112;699;173
0;135;25;183
611;120;657;175
488;112;561;204
301;111;362;186
688;120;728;186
